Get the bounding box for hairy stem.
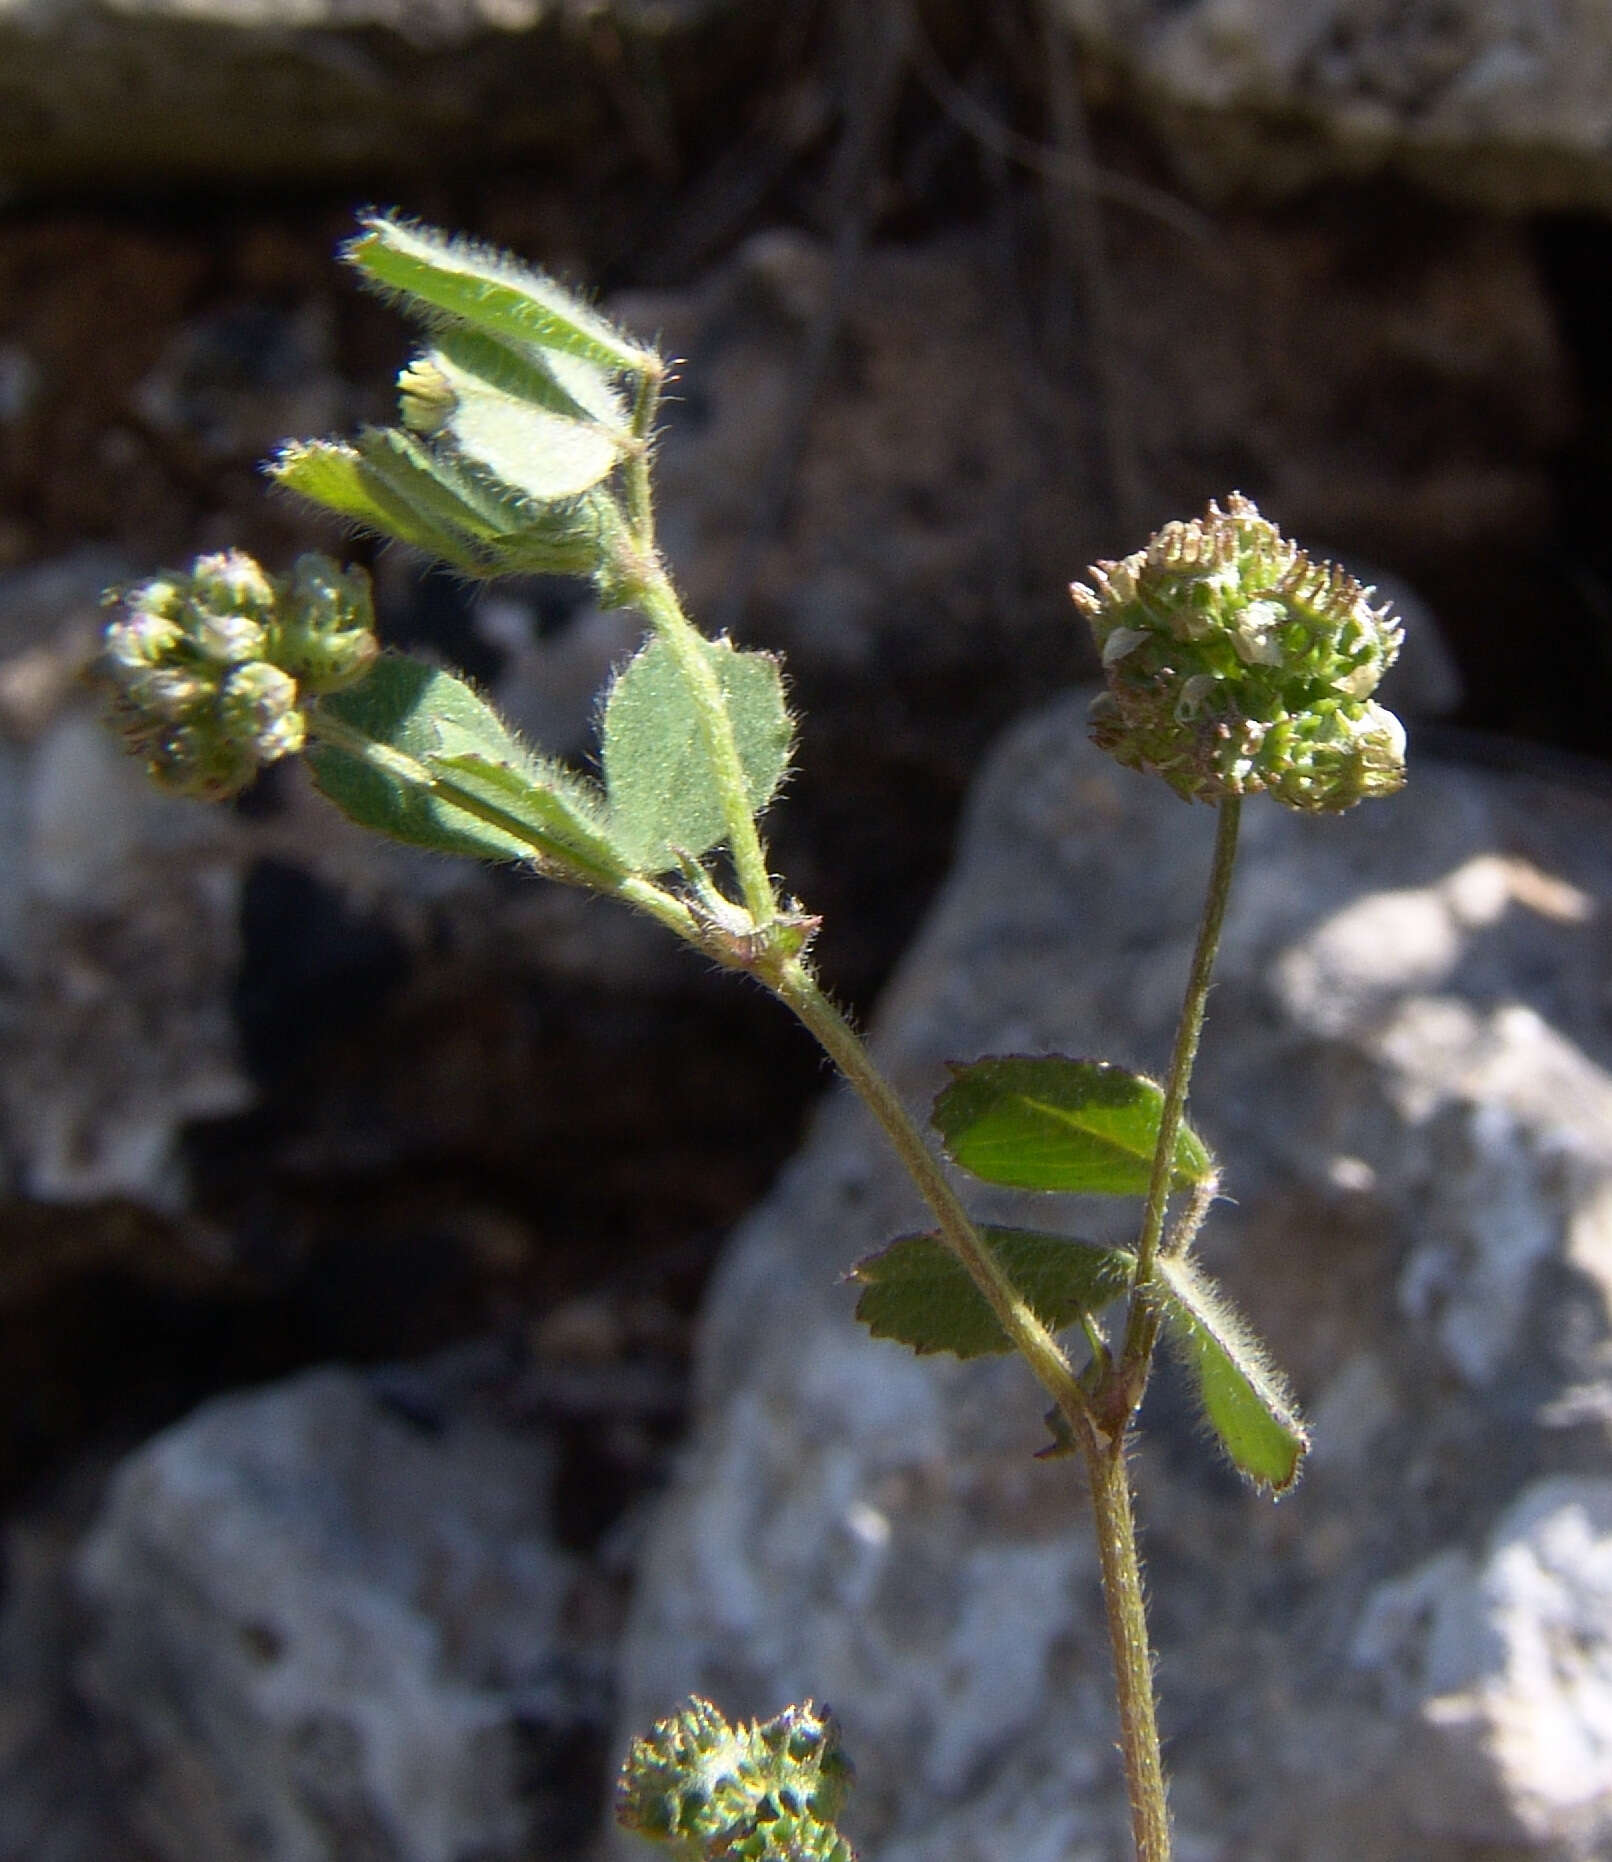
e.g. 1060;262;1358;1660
776;959;1090;1424
1080;794;1243;1858
624;364;663;553
1079;1427;1170;1862
1119;796;1241;1391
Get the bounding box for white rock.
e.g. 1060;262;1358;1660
77;1365;599;1862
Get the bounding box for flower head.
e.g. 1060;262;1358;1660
1071;494;1406;811
617;1697;856;1862
100;550;376;800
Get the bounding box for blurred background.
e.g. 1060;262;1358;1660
2;1;1611;1856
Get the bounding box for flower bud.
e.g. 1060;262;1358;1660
269;554;379;693
123;665;211;724
103;607;184;671
146;720;260;802
191;610;267;667
220;662;306;762
189;550;276;620
398;357;456;436
1071;494;1406;811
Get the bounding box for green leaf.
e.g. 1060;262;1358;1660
431;750;622;878
419;339;625;504
270;439;487;573
933;1056;1215;1196
346;213;657;376
851;1227;1135;1360
428;325;628;434
272;434;611;581
602;636;793;873
1155;1255;1308;1494
357;426;523;541
308;655;608;866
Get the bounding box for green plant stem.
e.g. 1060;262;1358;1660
777;957;1171;1858
1118;796;1240;1392
1079;1427;1170;1862
635;568;778;928
776;959;1090;1420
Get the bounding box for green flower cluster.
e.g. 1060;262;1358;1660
100;551;377;800
617;1697;857;1862
1071;494;1406;811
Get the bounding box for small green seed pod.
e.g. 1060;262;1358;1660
144;718;261;802
1072;494;1406;811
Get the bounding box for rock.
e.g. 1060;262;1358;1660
75;1361;614;1862
0;0;747;188
1352;1476;1612;1850
614;693;1612;1861
1056;0;1612;214
0;548;254;1208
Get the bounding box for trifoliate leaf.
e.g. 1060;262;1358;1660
273;434;611;581
602;635;792;873
933;1056;1215;1196
345;213;657;376
851;1227;1134;1360
1155;1254;1308;1494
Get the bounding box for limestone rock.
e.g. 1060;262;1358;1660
614;694;1612;1860
76;1362;610;1862
1056;0;1612;213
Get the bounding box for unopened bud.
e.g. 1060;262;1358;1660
398;358;456;436
270;554;379;693
189;550;276;619
220;662;306;761
191;609;267;666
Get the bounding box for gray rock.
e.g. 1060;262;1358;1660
0;549;255;1208
76;1362;610;1862
0;0;739;188
1055;0;1612;214
1352;1476;1612;1850
614;694;1612;1860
